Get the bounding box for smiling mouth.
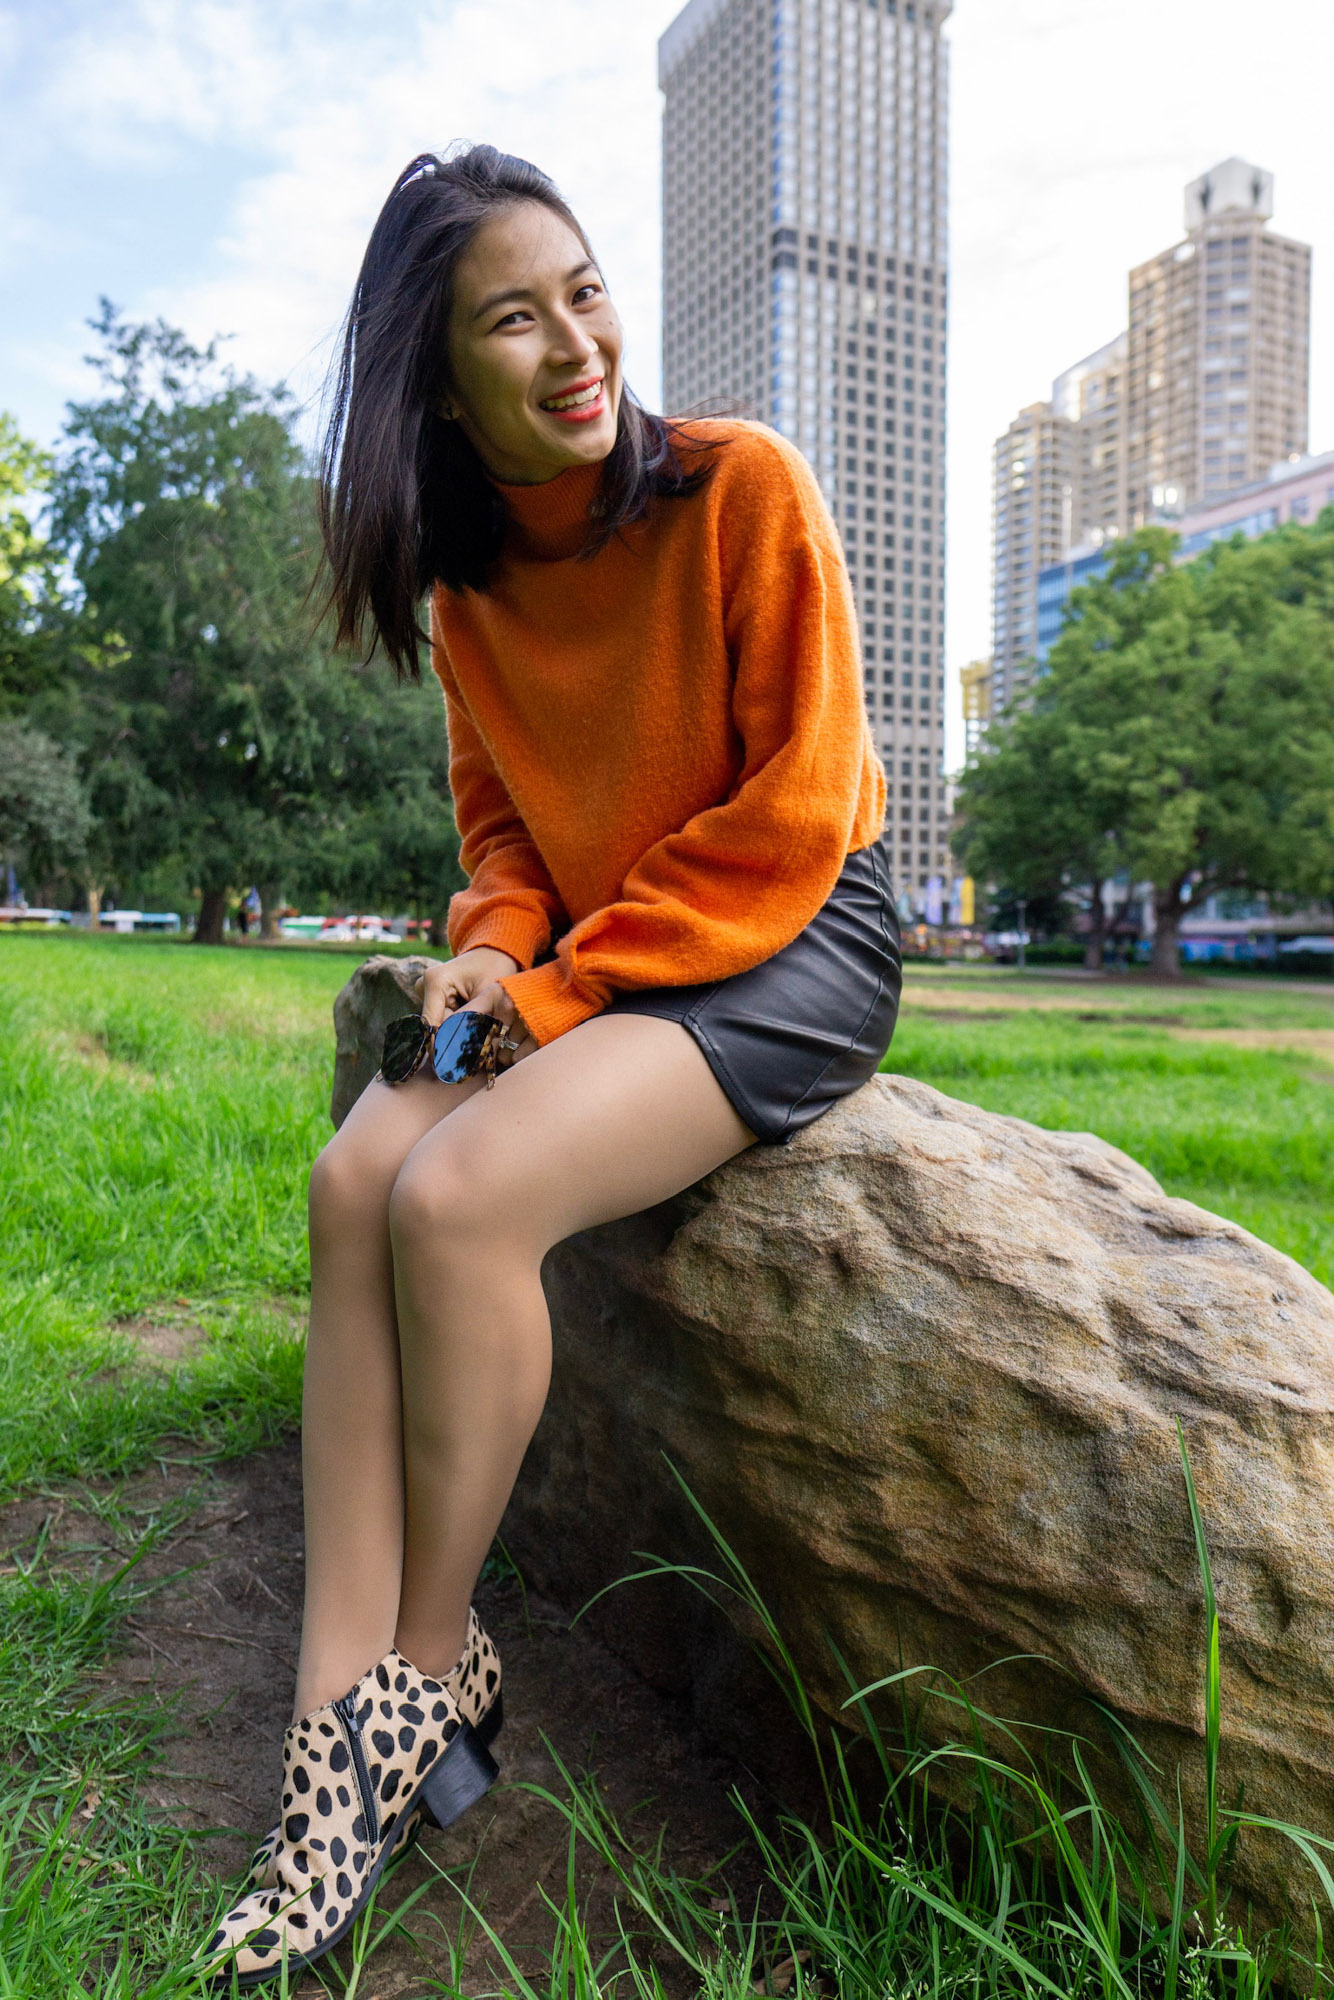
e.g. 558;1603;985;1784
539;380;605;413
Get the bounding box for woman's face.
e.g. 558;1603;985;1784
443;201;624;485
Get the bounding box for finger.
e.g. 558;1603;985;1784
420;976;464;1028
471;981;518;1027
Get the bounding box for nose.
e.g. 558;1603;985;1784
546;307;600;369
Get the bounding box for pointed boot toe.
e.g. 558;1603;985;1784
240;1606;500;1897
199;1646;498;1989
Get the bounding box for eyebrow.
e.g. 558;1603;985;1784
472;259;599;323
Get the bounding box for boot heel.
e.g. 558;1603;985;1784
476;1690;504;1750
418;1721;499;1831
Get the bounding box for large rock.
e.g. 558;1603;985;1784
332;956;1334;1944
332;953;431;1127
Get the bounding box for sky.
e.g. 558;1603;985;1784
2;0;1332;773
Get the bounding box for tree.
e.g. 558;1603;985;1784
951;696;1123;969
287;670;468;940
46;305;342;941
0;413;61;712
42;306;468;940
954;524;1334;975
0;719;92;898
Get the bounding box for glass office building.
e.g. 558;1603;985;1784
659;0;953;898
1034;547;1111;671
1036;446;1334;669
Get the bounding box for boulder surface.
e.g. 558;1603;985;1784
332;955;1334;1944
331;953;431;1126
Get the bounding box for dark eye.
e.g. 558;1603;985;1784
494;309;527;329
573;283;602;305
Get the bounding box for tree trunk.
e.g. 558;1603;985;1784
194;887;228;945
1083;880;1106;972
429;908;450;951
259;885;282;941
1151;887;1184;979
85;880;103;923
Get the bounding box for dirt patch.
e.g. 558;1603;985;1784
1;1443;802;1995
1164;1026;1334;1065
903;983;1212;1018
57;1031;161;1088
901;989;1334;1060
112;1317;211;1367
904;1006;1018;1023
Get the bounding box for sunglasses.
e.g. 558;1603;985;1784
379;1009;509;1088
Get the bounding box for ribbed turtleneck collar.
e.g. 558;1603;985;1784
493;459;606;562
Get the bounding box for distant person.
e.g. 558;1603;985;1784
234;903;249;937
200;144;901;1983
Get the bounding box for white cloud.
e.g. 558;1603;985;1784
6;0;1334;774
20;0;681;420
947;0;1334;745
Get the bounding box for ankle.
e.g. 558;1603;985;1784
291;1644;382;1722
393;1615;470;1685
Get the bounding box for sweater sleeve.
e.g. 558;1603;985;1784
499;432;884;1045
432;606;568;970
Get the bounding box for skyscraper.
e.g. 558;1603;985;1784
989;160;1311;719
990;401;1075;715
659;0;953;903
1125;160;1311;526
1053;331;1128;552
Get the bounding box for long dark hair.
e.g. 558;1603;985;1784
319;144;717;680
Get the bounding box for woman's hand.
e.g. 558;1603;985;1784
414;946;540;1069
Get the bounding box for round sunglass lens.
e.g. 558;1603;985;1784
432;1009;492;1083
382;1016;429;1082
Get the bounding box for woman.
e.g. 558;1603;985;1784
200;143;900;1987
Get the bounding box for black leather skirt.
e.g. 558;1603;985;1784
590;831;902;1145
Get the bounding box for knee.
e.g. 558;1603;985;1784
387;1145;489;1258
308;1128;391;1239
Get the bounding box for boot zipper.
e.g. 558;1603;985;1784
333;1694;381;1846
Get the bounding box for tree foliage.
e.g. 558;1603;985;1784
954;524;1334;973
23;305;464;937
0;719;92;893
0;412;61;711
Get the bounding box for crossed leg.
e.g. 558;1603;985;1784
295;1012;757;1716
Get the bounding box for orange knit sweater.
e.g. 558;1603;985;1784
429;418;887;1046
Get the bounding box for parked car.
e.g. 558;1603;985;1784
0;905;70;929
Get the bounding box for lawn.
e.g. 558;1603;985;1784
2;931;1332;1996
891;961;1334;1290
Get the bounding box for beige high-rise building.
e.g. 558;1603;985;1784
959;657;991;758
986;159;1311;727
990;402;1075;713
1053;331;1128;549
1126;159;1311;525
659;0;954;905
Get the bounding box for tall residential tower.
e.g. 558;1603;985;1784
990;401;1076;715
659;0;953;902
1125;159;1311;526
988;159;1311;717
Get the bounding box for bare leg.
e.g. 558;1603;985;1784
295;1067;488;1717
388;1014;757;1679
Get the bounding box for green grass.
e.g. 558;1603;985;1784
888;973;1334;1290
421;1451;1334;2000
0;933;346;1489
2;933;1333;1994
1;934;346;1313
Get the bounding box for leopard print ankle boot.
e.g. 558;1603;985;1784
241;1607;503;1894
199;1642;498;1989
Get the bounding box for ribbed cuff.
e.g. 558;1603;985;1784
449;906;551;972
498;960;607;1045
